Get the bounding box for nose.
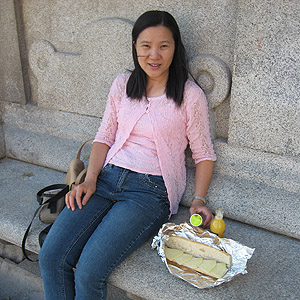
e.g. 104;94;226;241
149;47;160;59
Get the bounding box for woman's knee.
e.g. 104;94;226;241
75;265;107;291
38;241;59;271
38;253;51;275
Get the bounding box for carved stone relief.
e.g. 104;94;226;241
29;18;134;117
29;17;232;140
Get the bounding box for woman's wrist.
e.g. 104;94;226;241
85;173;98;184
192;195;207;206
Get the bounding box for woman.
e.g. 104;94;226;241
39;10;216;299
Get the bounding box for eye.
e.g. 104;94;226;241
141;44;150;49
161;44;169;49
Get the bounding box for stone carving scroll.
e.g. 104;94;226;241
189;54;231;109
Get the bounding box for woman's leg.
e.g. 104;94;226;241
38;176;114;299
39;164;170;300
74;165;170;300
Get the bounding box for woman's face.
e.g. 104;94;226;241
135;25;175;83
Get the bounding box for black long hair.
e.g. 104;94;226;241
126;11;189;106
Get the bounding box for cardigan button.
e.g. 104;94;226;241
146;104;150;113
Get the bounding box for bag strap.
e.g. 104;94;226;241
76;138;93;160
22;184;69;262
75;168;87;185
37;184;69;205
38;224;52;248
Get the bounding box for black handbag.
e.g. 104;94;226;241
22;184;69;261
21;139;92;261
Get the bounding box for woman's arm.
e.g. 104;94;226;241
190;160;214;227
65;142;110;211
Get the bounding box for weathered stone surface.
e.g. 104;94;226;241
0;257;44;300
0;256;131;300
0;0;26;104
24;0;235;138
29;18;134;117
189;54;232;139
0;240;24;263
229;1;300;157
1;0;299;240
3;105;300;238
2;102;96;171
1;1;300;298
0;127;4;159
0;102;5;158
189;54;231;109
182;141;300;239
1;163;299;300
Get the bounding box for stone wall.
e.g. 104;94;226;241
1;0;299;239
0;1;26;105
230;1;300;158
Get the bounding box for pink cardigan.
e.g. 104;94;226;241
94;73;216;215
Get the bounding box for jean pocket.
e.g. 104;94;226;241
140;174;168;196
99;163;113;178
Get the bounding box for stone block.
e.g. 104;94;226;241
29;18;134;118
0;128;4;159
189;54;232;139
182;141;300;239
229;1;300;157
110;208;300;300
0;240;24;263
0;257;44;300
0;158;299;299
0;0;26;104
0;256;134;300
0;123;5;159
23;0;236;139
2;102;97;171
3;102;300;238
0;159;66;254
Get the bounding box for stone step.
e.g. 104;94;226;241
0;158;299;299
2;103;300;239
0;254;139;300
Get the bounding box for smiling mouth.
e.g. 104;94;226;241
149;63;161;67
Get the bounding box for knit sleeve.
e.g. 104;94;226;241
93;74;127;147
184;81;217;163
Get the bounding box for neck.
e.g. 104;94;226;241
146;77;168;97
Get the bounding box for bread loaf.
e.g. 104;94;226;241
165;236;232;266
164;245;229;279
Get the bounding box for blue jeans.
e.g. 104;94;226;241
39;164;170;300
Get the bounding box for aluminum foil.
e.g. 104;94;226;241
152;222;255;289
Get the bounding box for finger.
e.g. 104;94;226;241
189;207;195;216
65;192;70;209
69;189;77;211
204;212;213;227
82;190;93;206
75;188;83;210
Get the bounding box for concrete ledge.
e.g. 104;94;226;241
2;102;300;239
0;255;136;300
0;158;299;299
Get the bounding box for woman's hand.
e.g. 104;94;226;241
190;199;214;227
65;180;96;211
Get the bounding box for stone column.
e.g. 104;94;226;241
217;0;300;238
0;0;27;157
229;0;300;157
0;0;26;104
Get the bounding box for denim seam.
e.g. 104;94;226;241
59;202;113;299
116;168;129;192
98;202;169;286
